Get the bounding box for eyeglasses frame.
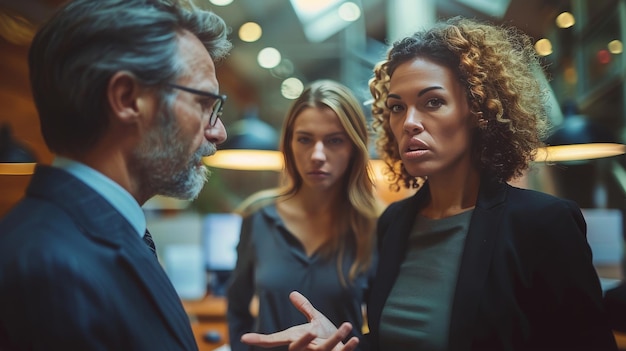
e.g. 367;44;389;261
167;83;227;127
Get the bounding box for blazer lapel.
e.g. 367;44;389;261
26;166;196;350
447;175;507;351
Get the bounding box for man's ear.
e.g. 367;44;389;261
107;71;144;124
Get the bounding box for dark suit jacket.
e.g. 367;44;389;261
366;174;617;351
0;166;197;350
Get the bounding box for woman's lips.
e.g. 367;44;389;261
403;139;430;160
307;170;329;178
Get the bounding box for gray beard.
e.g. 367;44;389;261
131;105;216;201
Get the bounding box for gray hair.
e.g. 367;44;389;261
28;0;232;155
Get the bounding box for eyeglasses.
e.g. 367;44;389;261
167;84;227;127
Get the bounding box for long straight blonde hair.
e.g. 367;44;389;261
238;80;380;285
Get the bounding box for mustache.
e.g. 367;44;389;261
192;143;216;164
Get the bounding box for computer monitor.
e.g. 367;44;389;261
201;212;242;295
582;208;623;266
581;208;624;292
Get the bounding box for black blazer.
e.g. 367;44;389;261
366;174;617;351
604;282;626;332
0;166;197;351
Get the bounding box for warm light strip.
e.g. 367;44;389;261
0;162;36;175
204;144;626;171
534;143;626;162
142;195;191;210
3;144;625;175
203;149;284;171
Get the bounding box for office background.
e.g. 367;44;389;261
1;0;625;287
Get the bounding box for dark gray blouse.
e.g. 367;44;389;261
379;209;473;350
226;204;375;351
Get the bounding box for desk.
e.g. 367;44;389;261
182;295;229;351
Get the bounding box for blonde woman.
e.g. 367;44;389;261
227;80;382;351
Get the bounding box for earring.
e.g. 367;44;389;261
474;111;487;129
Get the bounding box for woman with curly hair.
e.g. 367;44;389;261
240;17;617;351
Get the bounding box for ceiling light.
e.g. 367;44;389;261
142;195;190;210
239;22;262;42
281;78;304;99
534;143;626;162
539;102;624;163
204;150;283;171
209;0;234;6
257;47;281;69
203;108;282;171
534;38;553;56
556;12;575;28
608;40;623;54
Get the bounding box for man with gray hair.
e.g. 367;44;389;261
0;0;232;349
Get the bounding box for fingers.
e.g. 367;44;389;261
341;337;360;351
289;291;317;321
242;324;359;351
244;292;358;351
241;331;290;348
325;322;353;348
315;322;357;351
284;322;358;351
287;331;317;351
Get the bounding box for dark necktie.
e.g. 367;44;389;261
143;229;157;258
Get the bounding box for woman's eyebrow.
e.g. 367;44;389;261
387;86;444;100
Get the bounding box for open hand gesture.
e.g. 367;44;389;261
240;291;360;351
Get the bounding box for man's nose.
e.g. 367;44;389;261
206;118;227;145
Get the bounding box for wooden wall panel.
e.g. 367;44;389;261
0;38;53;217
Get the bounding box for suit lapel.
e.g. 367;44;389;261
26;166;196;350
447;176;507;351
117;237;197;350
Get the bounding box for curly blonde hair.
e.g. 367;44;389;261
370;17;550;191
